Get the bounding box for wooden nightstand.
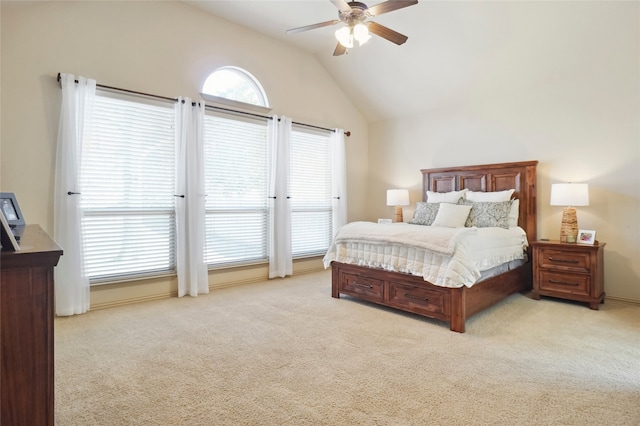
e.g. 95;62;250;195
530;240;605;309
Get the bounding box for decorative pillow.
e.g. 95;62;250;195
508;199;520;227
426;189;468;203
463;200;513;229
410;202;441;226
431;203;473;228
465;189;515;202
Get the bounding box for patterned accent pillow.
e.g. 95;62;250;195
463;200;513;229
410;202;441;226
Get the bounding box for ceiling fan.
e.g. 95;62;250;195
286;0;418;56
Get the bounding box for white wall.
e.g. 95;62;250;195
368;2;640;302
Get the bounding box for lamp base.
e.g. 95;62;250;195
559;207;578;243
393;206;404;223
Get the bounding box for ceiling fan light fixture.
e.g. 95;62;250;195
335;26;354;48
353;23;371;46
288;0;418;56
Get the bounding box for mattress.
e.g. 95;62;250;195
323;222;528;289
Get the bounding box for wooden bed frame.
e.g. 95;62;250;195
331;160;538;332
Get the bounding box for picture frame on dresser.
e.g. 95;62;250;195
0;209;20;251
0;192;26;242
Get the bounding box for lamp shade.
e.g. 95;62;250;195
387;189;410;206
550;183;589;207
550;183;589;243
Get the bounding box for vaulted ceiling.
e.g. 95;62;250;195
182;1;590;123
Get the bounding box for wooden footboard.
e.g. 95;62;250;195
331;260;532;332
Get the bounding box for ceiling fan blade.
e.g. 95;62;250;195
366;21;409;45
286;20;340;34
330;0;353;13
333;42;348;56
367;0;418;17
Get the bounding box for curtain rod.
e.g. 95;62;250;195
56;73;351;137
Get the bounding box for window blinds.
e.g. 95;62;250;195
290;126;333;257
80;93;176;281
203;111;270;266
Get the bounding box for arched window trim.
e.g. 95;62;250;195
200;66;271;115
199;93;272;115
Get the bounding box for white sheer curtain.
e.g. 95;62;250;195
54;74;94;316
175;98;208;296
268;116;293;278
331;129;348;236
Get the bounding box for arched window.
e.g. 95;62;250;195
201;66;270;113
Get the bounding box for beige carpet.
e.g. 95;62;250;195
55;270;640;425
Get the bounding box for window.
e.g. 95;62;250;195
66;64;342;289
203;110;270;266
289;126;334;257
201;66;270;112
80;92;176;282
202;116;335;265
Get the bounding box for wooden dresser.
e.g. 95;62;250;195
530;240;605;309
1;225;63;426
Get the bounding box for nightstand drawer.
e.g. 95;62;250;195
538;270;589;296
537;248;590;273
388;281;447;317
340;272;384;302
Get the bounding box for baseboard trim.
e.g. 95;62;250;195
88;260;326;311
605;295;640;306
90;292;179;311
208;276;267;291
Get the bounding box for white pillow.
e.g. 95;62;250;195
465;189;515;202
431;203;473;228
508;199;520;227
426;189;468;203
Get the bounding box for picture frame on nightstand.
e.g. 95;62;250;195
0;209;20;251
578;229;596;245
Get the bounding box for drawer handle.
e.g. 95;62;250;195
548;257;579;264
405;293;428;302
353;282;373;289
548;278;580;287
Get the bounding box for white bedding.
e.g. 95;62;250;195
322;222;528;289
460;226;529;272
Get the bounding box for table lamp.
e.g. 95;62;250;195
387;189;410;223
550;183;589;243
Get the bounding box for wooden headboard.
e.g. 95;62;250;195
421;161;538;240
